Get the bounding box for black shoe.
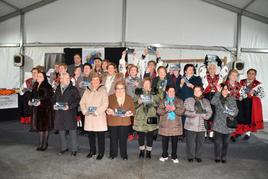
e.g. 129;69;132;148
188;159;194;162
221;159;227;163
139;150;145;158
243;135;250;140
215;159;221;163
54;130;59;135
71;151;77;156
36;146;42;151
230;136;236;142
86;152;96;158
58;149;68;155
195;158;202;163
146;151;151;159
122;157;128;160
96;154;104;160
40;144;48;151
109;156;115;160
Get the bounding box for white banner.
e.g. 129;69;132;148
0;94;18;109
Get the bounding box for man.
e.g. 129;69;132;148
67;54;83;76
53;73;81;156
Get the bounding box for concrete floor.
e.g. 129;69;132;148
0;121;268;179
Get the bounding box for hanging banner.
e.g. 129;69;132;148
82;48;104;64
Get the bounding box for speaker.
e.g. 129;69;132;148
233;60;245;74
14;54;24;67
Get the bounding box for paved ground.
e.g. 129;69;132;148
0;121;268;179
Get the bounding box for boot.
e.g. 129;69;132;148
146;151;151;159
139;150;145;158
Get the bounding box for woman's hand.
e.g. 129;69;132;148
138;98;143;104
28;100;32;106
187;83;194;89
125;111;133;117
106;108;114;115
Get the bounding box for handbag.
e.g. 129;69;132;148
147;117;158;124
226;117;237;128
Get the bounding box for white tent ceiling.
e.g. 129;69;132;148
0;0;268;23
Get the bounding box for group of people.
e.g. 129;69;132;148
19;49;265;164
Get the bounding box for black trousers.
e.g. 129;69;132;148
214;131;230;160
162;136;179;159
109;126;130;158
185;130;205;159
88;131;105;155
137;131;155;151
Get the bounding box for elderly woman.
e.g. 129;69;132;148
54;73;81;156
80;73;109;160
102;63;124;96
157;86;185;163
184;85;212;163
106;81;135;160
133;78;160;159
211;83;238;163
29;72;54;151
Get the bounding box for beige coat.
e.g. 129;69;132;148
80;85;109;132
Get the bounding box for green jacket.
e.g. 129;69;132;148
133;90;160;132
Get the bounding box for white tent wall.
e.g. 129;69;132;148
24;0;123;43
126;0;237;46
0;16;20;43
0;48;20;88
0;16;21;88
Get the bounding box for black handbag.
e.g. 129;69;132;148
226;117;237;128
147;117;158;124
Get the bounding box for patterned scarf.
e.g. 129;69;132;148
165;96;176;121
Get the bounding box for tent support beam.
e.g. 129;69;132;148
0;0;20;10
201;0;268;24
121;0;127;47
0;0;58;23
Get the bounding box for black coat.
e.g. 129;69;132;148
177;75;203;101
31;82;54;131
53;83;81;130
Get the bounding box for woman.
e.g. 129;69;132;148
133;78;160;159
184;85;212;162
225;69;242;142
157;86;185;163
211;83;238;163
101;59;109;75
80;73;109;160
106;81;135;160
71;66;83;94
178;64;203;101
152;66;173;100
54;73;81;156
102;63;124;95
93;57;102;74
125;65;142;98
29;72;54;151
234;69;264;140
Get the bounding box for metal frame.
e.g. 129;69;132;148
0;0;58;23
121;0;127;47
241;48;268;54
201;0;268;24
0;0;20;10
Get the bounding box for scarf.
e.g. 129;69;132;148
165;96;176;121
194;97;206;114
220;94;228;107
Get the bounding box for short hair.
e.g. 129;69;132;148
31;67;39;73
228;69;239;77
108;62;117;69
93;57;102;62
193;85;204;92
74;53;81;59
74;66;82;72
83;63;92;69
148;60;156;66
247;68;257;75
129;65;139;73
157;66;167;73
114;80;126;90
142;77;152;86
165;85;175;92
58;63;68;69
183;64;196;75
60;72;70;79
91;72;102;83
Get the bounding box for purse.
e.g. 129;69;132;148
147;117;158;124
226;117;237;128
